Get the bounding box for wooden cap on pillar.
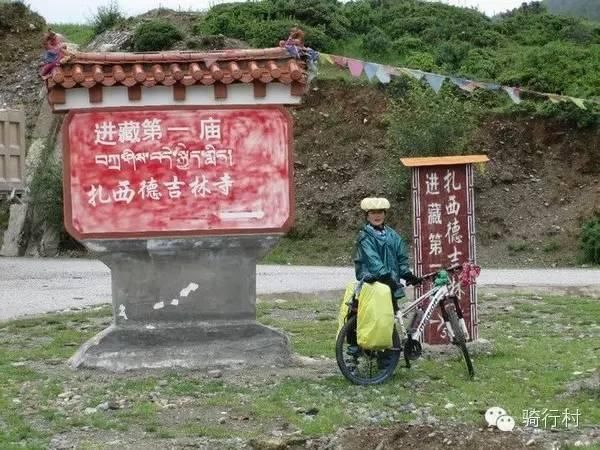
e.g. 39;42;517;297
400;155;489;167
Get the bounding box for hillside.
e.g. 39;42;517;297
0;0;598;267
547;0;600;20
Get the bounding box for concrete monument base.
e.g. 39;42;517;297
70;321;290;371
70;236;291;371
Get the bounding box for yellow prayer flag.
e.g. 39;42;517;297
547;95;561;104
319;53;334;65
570;97;587;110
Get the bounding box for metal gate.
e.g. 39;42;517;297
0;109;26;195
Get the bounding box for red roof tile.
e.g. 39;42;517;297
46;48;308;106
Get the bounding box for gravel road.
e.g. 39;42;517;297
1;257;598;321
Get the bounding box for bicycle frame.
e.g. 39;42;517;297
396;276;465;342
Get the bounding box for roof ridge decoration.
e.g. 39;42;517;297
43;27;317;109
45;47;307;90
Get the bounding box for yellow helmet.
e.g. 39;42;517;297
360;197;391;211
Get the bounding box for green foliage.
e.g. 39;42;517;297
362;27;389;56
192;0;600;118
28;148;64;237
133;20;183;51
388;85;478;156
548;0;600;20
434;40;472;71
91;0;123;35
0;1;45;33
580;215;600;265
385;81;480;196
50;23;95;46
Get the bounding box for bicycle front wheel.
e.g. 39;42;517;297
335;315;401;385
446;306;475;379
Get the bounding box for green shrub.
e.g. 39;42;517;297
0;1;45;33
507;241;532;254
91;1;123;35
435;40;472;71
28;149;64;236
133;20;183;52
385;82;480;197
391;36;425;57
362;27;389;56
580;215;600;265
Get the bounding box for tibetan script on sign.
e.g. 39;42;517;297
64;107;293;239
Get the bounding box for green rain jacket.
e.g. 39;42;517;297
354;223;412;299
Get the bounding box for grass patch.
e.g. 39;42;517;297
0;296;597;447
507;240;533;254
262;234;354;265
50;23;95;46
543;240;561;253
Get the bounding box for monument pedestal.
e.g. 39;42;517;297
69;236;290;371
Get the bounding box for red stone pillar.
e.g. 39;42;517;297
401;155;488;344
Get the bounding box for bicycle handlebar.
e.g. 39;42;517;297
420;264;462;280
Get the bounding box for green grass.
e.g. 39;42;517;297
261;234;354;265
50;23;96;46
507;240;533;254
0;295;597;447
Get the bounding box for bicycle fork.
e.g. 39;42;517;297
439;296;470;341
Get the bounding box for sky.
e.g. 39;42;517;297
26;0;531;24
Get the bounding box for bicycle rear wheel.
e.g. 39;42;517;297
335;315;401;385
446;306;475;379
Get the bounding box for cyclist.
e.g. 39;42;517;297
349;197;422;366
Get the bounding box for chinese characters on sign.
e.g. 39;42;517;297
412;163;478;344
65;108;292;238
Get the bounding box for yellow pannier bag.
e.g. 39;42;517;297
337;282;357;335
337;281;394;350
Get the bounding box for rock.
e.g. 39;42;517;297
12;398;21;404
96;402;110;411
526;439;536;446
248;438;287;450
49;436;74;450
40;224;60;256
0;204;27;257
208;369;223;379
84;407;97;415
399;402;416;413
504;306;515;312
158;379;168;387
444;402;455;409
499;172;514;183
218;416;227;424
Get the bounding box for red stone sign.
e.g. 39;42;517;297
402;156;488;344
63;107;293;239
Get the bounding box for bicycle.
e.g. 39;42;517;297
335;263;479;385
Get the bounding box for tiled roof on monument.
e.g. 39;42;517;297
45;48;308;106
